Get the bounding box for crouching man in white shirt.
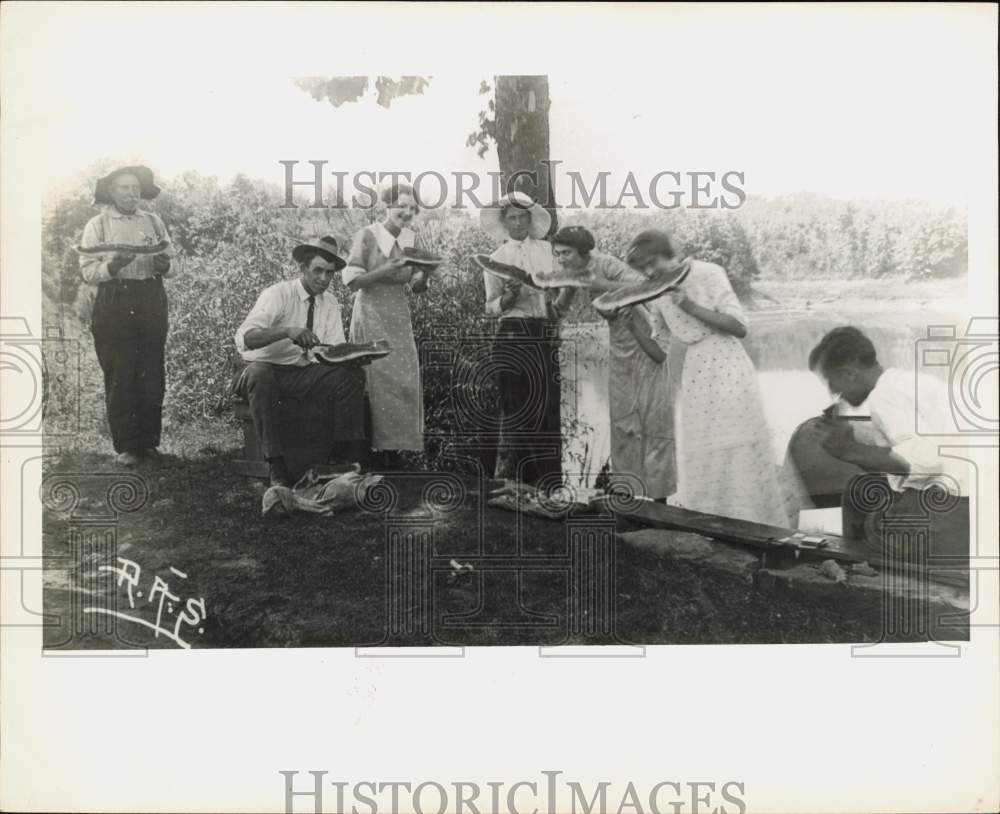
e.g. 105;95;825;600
808;326;968;566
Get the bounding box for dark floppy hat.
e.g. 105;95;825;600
552;225;596;254
291;235;347;271
93;165;161;206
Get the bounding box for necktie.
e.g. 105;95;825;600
306;295;316;332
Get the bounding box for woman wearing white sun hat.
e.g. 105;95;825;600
478;192;572;485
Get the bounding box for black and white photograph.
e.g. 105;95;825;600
1;3;998;813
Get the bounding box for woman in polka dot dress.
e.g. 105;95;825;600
624;230;789;527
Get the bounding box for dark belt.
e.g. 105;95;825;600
103;275;163;287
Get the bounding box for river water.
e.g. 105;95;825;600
560;307;962;485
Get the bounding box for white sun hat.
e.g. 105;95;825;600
479;191;552;242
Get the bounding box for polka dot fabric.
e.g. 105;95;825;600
648;261;789;527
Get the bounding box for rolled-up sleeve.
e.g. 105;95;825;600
342;229;370;286
235;287;280;353
891;437;943;479
868;379;952;492
78;216;112;284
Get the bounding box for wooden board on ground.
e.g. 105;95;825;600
593;496;969;589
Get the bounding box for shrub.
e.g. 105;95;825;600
41;167;968;467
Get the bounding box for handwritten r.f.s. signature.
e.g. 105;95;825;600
84;557;207;649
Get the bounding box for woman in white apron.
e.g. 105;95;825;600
343;184;427;467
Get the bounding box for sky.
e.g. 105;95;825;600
4;3;996;207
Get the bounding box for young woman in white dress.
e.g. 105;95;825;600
624;229;789;527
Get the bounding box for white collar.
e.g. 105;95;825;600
296;279;319;301
374;221;415;257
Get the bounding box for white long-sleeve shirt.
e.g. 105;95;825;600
864;367;968;496
235;279;346;367
483;237;552;318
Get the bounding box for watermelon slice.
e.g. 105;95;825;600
591;258;692;316
401;247;443;267
531;266;598;289
75;240;171;256
473;254;543;290
313;340;391;365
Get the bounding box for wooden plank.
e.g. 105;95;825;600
593;497;969;589
592;496;798;552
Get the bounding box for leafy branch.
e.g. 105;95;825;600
294;76;431;109
465;80;496;158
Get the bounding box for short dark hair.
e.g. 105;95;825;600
625;229;677;268
381;182;419;208
809;326;878;372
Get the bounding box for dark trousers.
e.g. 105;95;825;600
842;475;970;570
91;277;167;454
237;361;366;460
480;318;563;486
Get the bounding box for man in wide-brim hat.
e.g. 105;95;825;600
79;164;176;468
234;235;367;487
291;234;348;269
476;191;572;486
92;165;161;206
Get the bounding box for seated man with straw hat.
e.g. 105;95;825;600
234;236;368;487
478;192;572;485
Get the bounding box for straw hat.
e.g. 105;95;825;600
479;191;552;242
93;165;161;206
291;235;347;270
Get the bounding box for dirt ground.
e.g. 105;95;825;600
42;443;889;651
42;278;965;651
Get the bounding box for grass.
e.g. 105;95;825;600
42;434;887;650
45;276;950;650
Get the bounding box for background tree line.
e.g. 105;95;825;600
42;169;968;458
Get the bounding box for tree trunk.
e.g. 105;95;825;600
494;76;558;235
